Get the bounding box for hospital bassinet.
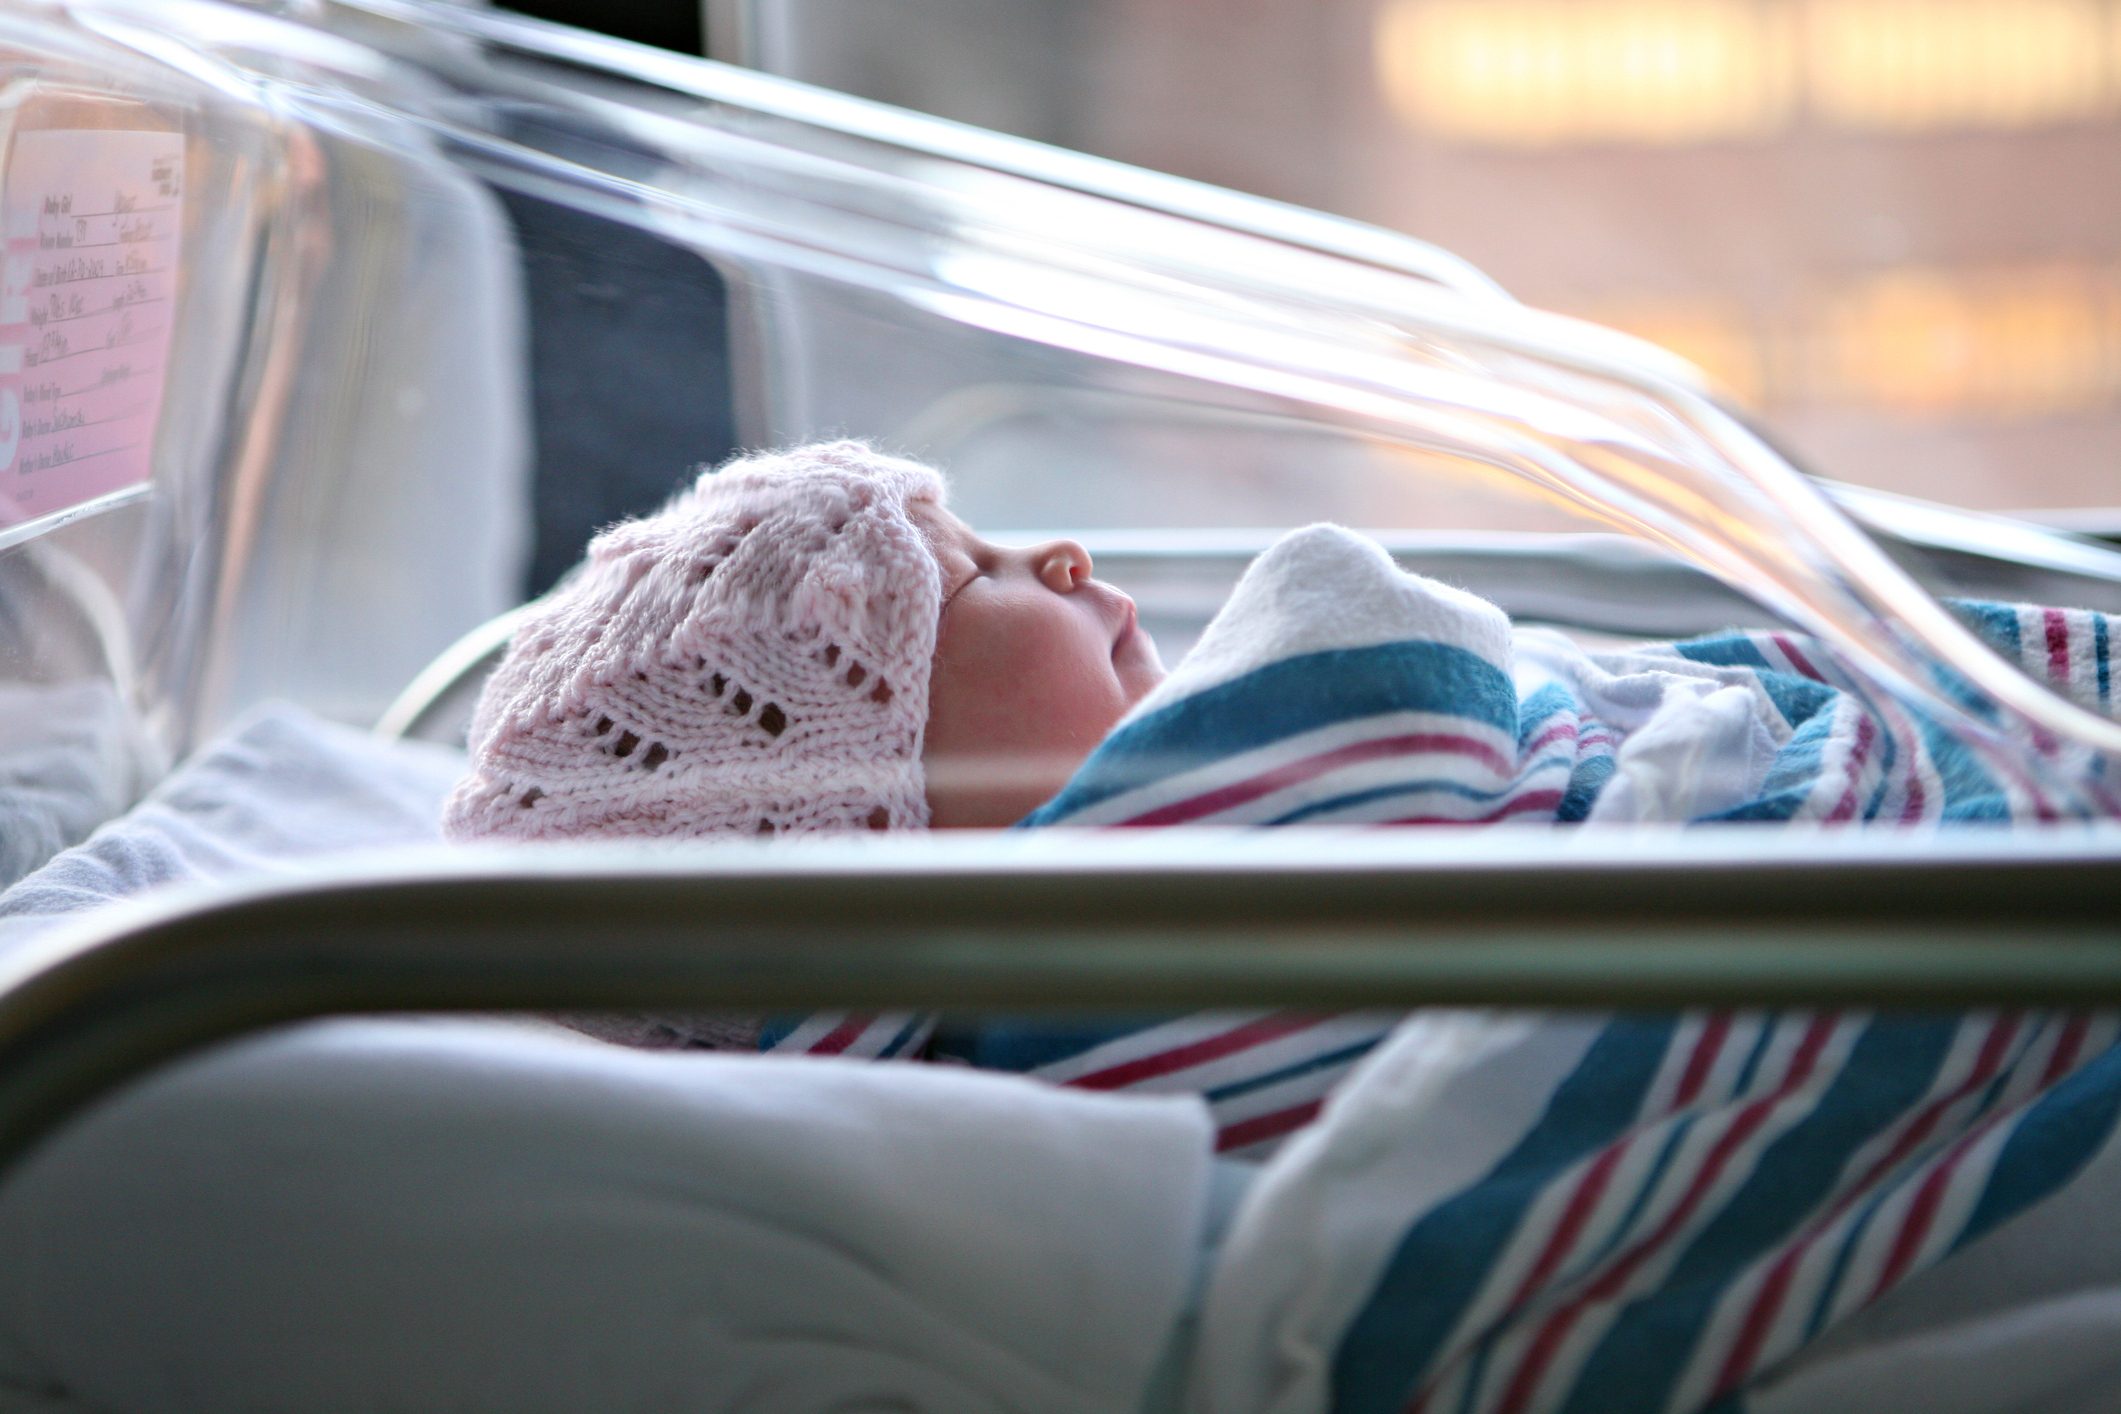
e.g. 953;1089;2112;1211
0;0;2118;1410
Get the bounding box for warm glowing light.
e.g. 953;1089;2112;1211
1577;299;1766;402
1375;0;1792;146
1822;268;2119;414
1375;0;2121;146
1569;267;2121;418
1807;0;2108;131
1824;272;1979;410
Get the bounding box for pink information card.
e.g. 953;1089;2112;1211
0;129;182;534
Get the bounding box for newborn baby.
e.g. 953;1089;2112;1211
444;440;1167;841
445;439;2115;1147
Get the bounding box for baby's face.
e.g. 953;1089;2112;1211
914;503;1166;827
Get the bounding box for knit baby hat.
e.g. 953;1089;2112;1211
443;441;947;841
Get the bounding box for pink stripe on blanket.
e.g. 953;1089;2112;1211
1772;633;1828;683
2040;1014;2092;1088
1710;1013;2021;1398
1489;1014;1839;1414
1674;1013;1737;1109
806;1013;877;1056
1122;731;1514;827
1899;755;1928;824
1521;720;1615;756
2046;608;2072;686
1825;715;1879;823
1501;1016;1732;1323
1066;1013;1329;1090
1216;1099;1324;1154
1384;789;1565;826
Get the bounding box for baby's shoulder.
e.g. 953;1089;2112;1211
1164;525;1511;700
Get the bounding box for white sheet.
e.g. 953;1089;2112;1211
3;703;2110;1414
1742;1110;2121;1414
0;704;1218;1411
0;680;159;894
0;1018;1213;1413
0;703;465;950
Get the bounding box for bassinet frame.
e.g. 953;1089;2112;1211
0;0;2117;1189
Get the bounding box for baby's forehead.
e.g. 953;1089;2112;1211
909;499;981;561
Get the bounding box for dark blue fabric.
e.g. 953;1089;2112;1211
1331;1018;1678;1414
1021;640;1515;826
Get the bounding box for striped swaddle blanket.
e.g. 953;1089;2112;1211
767;525;2121;1411
767;527;2117;1141
1195;1008;2121;1414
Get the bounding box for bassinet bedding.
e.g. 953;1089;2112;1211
0;703;466;949
774;527;2121;1161
770;525;2121;1413
3;538;2119;1413
0;1017;1213;1413
0;682;162;896
0;705;1219;1413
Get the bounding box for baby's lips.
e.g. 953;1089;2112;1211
1111;594;1143;656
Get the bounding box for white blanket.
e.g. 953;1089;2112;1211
0;705;1217;1412
0;704;464;949
3;693;2115;1414
0;1019;1212;1413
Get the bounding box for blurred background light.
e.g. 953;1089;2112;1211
1375;0;1793;147
649;0;2121;517
1373;0;2117;147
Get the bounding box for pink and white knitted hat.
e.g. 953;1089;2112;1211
443;441;947;841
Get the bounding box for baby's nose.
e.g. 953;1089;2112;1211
1036;539;1092;592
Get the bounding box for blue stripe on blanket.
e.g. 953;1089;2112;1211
1557;754;1614;823
878;1013;931;1059
1331;1017;1678;1413
1517;683;1614;824
1265;766;1573;825
1022;640;1515;826
1202;1034;1384;1104
2098;614;2111;707
1955;600;2022;659
929;1016;1167;1073
1555;1016;1962;1414
1957;1034;2121;1252
1929;724;2011;822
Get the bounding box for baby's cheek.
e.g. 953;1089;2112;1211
932;596;1122;756
938;648;1057;743
1036;661;1131;752
994;658;1084;738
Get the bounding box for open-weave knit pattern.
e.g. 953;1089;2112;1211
443;442;945;840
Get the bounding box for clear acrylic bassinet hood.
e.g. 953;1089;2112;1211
10;0;2120;815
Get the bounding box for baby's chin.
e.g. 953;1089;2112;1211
1116;628;1166;700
